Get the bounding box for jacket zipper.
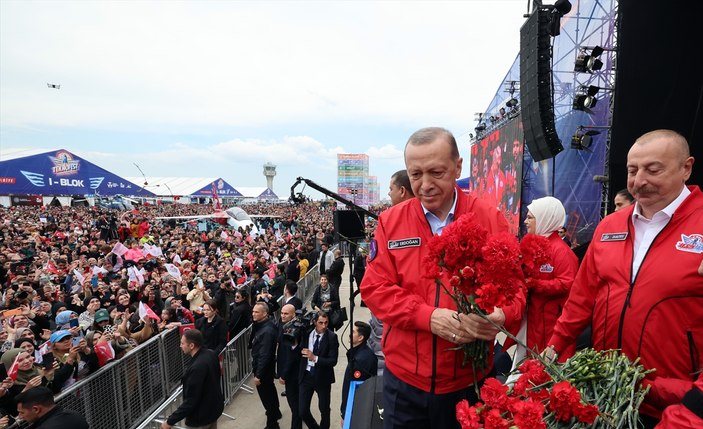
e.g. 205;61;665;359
426;215;440;394
687;331;699;380
617;217;672;349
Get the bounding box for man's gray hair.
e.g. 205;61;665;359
405;127;460;160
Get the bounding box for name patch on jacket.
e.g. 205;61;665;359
539;263;554;273
675;233;703;254
388;238;421;250
600;232;628;242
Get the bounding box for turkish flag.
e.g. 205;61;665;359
7;353;21;381
139;302;161;322
94;341;115;367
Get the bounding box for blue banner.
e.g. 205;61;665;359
0;149;154;196
192;179;242;197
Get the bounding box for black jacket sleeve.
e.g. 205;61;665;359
167;356;208;425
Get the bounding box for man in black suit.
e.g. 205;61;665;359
162;329;224;429
252;302;282;429
325;249;345;288
340;321;378;424
299;312;339;429
278;304;302;429
283;280;303;310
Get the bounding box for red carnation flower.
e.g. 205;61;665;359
482;408;509;429
548;381;582;421
455;399;480;429
511;399;546;429
480;378;510;411
575;403;600;424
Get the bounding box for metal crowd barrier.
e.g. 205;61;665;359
138;267;321;427
220;324;254;404
8;328;186;429
6;264;326;429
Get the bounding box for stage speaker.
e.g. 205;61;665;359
334;210;366;241
520;8;564;161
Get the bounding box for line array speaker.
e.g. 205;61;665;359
333;210;366;241
520;8;564;161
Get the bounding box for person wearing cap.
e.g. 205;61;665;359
48;330;98;393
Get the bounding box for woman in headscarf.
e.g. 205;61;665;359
505;197;579;371
0;348;53;416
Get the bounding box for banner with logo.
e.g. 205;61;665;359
0;149;155;196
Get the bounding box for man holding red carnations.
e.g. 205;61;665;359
360;127;526;429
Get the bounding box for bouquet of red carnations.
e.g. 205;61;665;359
423;213;524;371
456;349;652;429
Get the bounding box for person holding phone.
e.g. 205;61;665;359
0;348;56;414
47;330;98;393
186;278;210;318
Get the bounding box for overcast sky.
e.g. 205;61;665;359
0;0;528;200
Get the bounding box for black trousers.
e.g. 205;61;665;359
382;367;481;429
256;375;282;428
299;371;331;429
285;376;302;429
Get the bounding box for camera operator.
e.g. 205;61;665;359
278;304;302;429
213;275;237;325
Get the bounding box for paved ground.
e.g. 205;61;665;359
218;264;372;429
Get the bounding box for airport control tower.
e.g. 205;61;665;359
263;162;276;190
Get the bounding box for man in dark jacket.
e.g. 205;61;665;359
278;304;303;429
341;321;378;423
252;302;282;429
163;329;224;429
325;249;344;288
16;386;88;429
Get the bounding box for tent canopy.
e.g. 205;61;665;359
0;149;154;196
125;177;241;197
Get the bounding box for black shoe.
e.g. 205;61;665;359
265;424;280;429
281;390;287;397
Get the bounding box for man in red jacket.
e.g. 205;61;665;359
547;129;703;429
361;127;525;429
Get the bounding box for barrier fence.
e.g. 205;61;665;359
6;265;322;429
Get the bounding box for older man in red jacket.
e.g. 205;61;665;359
361;127;525;429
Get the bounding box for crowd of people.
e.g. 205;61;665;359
0;199;370;427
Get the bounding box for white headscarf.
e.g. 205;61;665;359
527;196;566;237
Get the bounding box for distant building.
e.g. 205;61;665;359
337;154;369;207
367;175;379;205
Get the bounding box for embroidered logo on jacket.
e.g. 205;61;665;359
539;264;554;273
388;238;421;250
675;233;703;254
600;232;628;242
368;240;378;262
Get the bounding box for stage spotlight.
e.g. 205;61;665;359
548;0;572;36
575;45;605;73
571;128;601;150
506;98;518;108
475;123;486;133
573;86;600;111
499;107;506;117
